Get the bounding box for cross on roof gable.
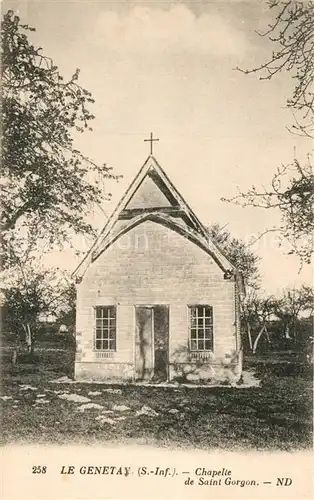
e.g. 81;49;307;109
73;155;234;279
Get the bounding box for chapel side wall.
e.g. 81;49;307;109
75;220;238;381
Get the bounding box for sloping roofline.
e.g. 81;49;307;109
73;155;235;279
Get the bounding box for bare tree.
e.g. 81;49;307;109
223;157;314;264
225;1;314;264
237;0;314;138
242;293;277;354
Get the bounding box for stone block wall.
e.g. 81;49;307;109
75;220;241;382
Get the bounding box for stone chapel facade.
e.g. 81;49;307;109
74;155;243;384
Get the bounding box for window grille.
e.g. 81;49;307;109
188;305;213;351
94;306;116;351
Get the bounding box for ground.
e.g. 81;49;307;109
1;339;313;450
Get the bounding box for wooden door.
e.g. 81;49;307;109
135;307;154;380
153;305;169;381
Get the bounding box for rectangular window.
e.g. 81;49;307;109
94;306;116;351
188;305;213;351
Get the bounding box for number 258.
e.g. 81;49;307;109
32;466;47;474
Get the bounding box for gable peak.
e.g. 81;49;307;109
123;156;178;211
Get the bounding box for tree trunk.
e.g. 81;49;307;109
247;322;253;351
23;323;33;352
284;324;291;339
253;324;266;354
11;350;17;365
292;320;297;344
28;324;36;354
265;326;270;344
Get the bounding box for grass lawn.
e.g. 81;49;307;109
1;342;313;450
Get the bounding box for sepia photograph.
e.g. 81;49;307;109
1;0;313;498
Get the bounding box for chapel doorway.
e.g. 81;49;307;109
134;305;169;381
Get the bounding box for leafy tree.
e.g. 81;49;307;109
1;10;118;261
2;225;77;352
274;285;314;341
225;1;314;264
56;282;76;335
3;258;74;353
208;223;260;289
208;223;262;351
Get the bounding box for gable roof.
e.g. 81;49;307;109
73;155;236;279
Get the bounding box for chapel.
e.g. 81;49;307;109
74;146;243;384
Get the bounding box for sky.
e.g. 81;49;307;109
5;0;312;294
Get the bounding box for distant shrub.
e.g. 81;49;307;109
16;351;40;365
253;361;313;380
